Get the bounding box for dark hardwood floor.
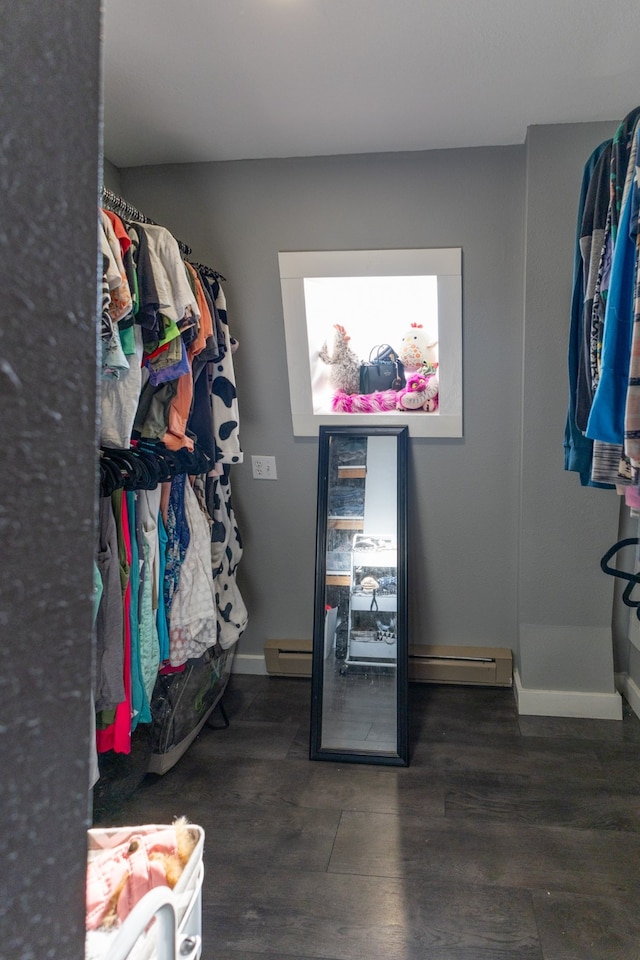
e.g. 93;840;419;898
93;675;640;959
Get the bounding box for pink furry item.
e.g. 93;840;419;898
332;390;399;412
395;372;439;411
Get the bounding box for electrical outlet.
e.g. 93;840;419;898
251;455;277;480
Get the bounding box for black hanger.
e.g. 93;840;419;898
190;260;226;283
101;447;154;491
101;187;192;256
100;456;124;497
600;537;640;615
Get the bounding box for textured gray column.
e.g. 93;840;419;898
0;2;102;955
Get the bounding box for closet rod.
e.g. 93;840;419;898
101;187;226;281
101;186;192;257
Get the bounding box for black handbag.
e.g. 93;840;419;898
359;344;405;393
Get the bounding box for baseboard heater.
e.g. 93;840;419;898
264;639;512;686
409;644;512;686
264;639;313;677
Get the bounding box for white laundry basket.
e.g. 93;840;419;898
85;824;204;960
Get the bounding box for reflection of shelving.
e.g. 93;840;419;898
325;438;368;666
337;465;366;480
352;548;396;567
342;533;397;673
327;574;350;587
350;593;396;612
328;516;364;530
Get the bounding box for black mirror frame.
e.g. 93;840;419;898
310;424;409;766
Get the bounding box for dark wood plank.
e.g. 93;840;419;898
99;751;445;821
517;713;640;742
409;685;521;744
98;791;341;873
410;734;602;776
444;772;640;831
328;810;640;898
239;677;312;723
180;717;302;760
202;866;542;960
295;763;445;817
531;889;640;960
595;755;640;789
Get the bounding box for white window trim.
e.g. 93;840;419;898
278;248;463;438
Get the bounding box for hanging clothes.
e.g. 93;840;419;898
196;272;243;465
585;123;639;445
574;141;613;435
137;486;162;687
621;150;640;465
95;497;125;712
93;193;248;769
565;106;640;493
131;222;200;337
96;490;133;755
167;478;218;667
206;468;249;648
564;138;611;486
127;490;152;731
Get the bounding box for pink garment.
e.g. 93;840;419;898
625;485;640;510
96;493;133;755
86;827;178;930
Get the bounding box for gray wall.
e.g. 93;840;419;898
119;146;527;660
519;122;620;695
1;2;101;956
104;156;123;193
630;643;640;696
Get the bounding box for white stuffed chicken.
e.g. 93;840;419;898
399;323;438;371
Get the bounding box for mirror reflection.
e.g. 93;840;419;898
311;426;408;765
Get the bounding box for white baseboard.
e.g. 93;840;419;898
514;668;623;720
232;653;268;675
615;671;640;720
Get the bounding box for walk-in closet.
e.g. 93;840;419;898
5;3;640;958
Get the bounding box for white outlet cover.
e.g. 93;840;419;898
251;455;277;480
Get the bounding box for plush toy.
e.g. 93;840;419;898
86;817;199;930
398;323;438;371
318;324;361;395
331;389;398;413
396;371;439;412
360;575;380;594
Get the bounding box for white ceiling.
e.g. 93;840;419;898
103;0;640;168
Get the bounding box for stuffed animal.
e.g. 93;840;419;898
86;817;199;930
318;324;361;395
398;323;438;371
360;576;380;594
396;371;439;412
331;389;399;412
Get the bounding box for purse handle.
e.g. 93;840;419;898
369;344;397;362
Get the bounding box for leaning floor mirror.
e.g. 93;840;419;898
310;425;409;765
